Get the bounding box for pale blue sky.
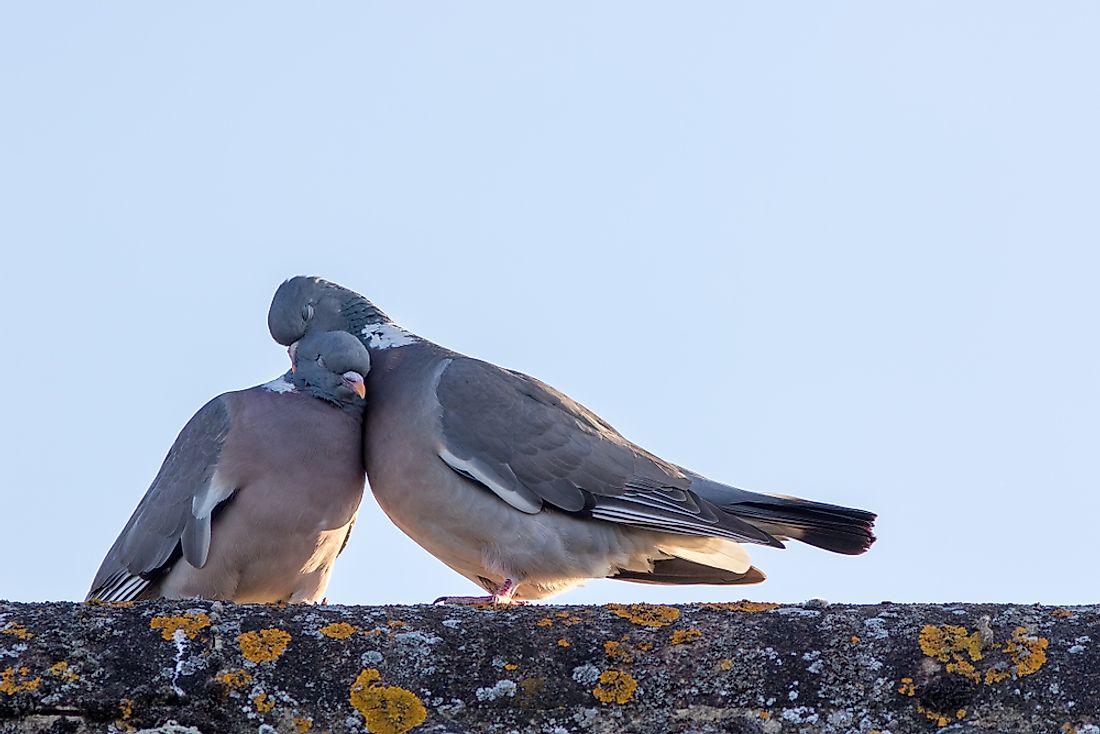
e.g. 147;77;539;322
1;3;1097;605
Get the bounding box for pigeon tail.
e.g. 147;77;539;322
725;495;876;555
686;475;876;556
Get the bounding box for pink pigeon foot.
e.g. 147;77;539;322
433;578;525;606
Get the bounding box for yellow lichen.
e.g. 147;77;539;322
555;611;582;625
349;668;427;734
915;623;1047;687
253;692;275;713
917;704;951;727
606;603;680;628
759;710;770;719
636;641;653;652
900;623;1049;728
293;717;313;733
918;623;987;683
897;677;916;697
919;624;984;664
850;635;861;645
536;617;554;628
119;698;134;721
238;628;292;663
700;601;780;613
319;622;358;640
592;670;637;704
669;628;702;646
603;640;634;664
48;662;79;683
387;620;407;628
1005;626;1048;677
149;613;211;641
947;658;981;683
0;666;41;695
217;669;254;689
1051;608;1074;618
503;663;518;671
914;702;967;727
557;638;571;647
0;622;33;640
719;659;733;671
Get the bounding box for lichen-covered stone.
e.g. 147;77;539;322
0;600;1097;733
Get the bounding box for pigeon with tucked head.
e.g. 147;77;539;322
87;330;370;603
269;275;876;604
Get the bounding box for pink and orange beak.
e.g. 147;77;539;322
342;371;367;399
288;341;299;373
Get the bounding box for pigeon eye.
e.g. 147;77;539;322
302;303;315;322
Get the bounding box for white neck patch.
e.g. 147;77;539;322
262;376;297;394
362;322;418;350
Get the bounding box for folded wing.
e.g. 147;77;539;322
86;397;235;602
435;358;780;547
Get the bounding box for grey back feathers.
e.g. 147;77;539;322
436;358;779;546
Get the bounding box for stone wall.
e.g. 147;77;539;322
0;600;1096;733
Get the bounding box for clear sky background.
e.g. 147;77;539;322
1;3;1097;606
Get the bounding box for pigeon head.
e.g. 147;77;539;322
269;275;418;353
288;330;371;409
268;276;389;347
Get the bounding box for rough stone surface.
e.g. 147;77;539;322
0;600;1097;733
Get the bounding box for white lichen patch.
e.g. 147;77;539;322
127;722;204;734
394;629;442;674
573;708;599;728
436;698;466;716
862;617;890;639
571;664;601;687
475;679;517;701
780;706;818;724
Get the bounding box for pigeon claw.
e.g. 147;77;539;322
433;578;523;606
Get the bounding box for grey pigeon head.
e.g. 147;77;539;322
269;276;388;347
288;330;371;410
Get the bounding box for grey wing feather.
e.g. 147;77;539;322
86;396;234;601
436;358;779;546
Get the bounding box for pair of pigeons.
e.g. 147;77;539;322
87;276;876;605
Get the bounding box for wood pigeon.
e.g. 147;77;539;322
86;330;370;603
268;276;876;604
